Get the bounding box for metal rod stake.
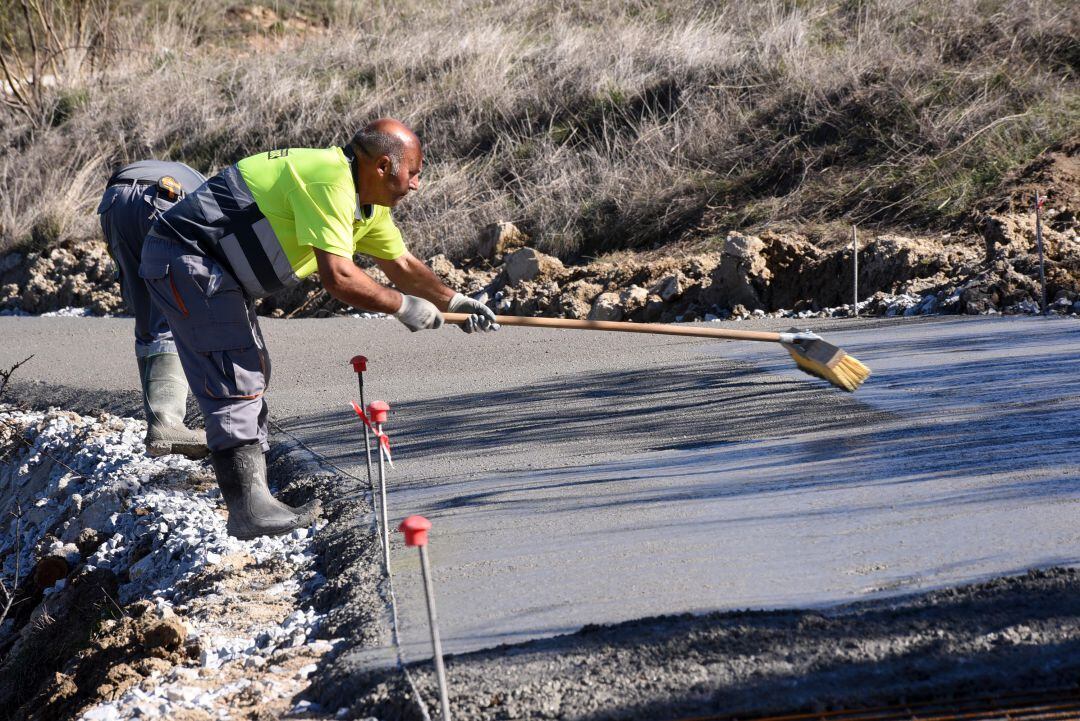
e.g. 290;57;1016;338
1035;191;1049;316
419;544;451;721
350;356;376;498
852;225;859;317
359;375;374;491
376;422;391;579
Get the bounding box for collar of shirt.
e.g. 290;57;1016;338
355;197;373;221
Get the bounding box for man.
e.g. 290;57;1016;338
139;118;497;540
97;160;210;460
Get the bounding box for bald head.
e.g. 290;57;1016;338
350;118;424;207
349;118;420;173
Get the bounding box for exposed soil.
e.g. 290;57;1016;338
0;403;355;721
1;140;1076;322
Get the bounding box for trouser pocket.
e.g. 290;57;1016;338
181;257;267;400
197;344;267;400
190;325;267;401
143;245;267;401
140;256;188;318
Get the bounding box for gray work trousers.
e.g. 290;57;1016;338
139;235;271;452
98;182;177;357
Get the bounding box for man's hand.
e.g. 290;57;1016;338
394;294;444;331
371;253;496;332
448;293;499;333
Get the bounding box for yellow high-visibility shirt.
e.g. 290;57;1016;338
236;146;406;282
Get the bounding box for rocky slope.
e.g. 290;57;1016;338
1;141;1077;321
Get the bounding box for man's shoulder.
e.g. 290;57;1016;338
239;147;351;194
240;147;346;172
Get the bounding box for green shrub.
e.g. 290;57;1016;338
25;213;64;254
49;88;90;127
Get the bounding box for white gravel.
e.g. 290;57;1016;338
0;404;337;719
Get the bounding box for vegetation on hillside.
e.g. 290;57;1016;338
1;0;1077;259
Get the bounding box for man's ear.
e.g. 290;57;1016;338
376;155;393;177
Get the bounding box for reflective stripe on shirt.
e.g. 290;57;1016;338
203;167;300;297
150;165;300;298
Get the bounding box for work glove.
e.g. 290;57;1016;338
448;292;500;334
394;294;444;331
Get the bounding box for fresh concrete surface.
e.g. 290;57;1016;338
2;314;1078;664
383;315;1080;657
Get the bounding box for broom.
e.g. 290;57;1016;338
443;313;871;392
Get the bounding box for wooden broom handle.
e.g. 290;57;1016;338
443;312;785;344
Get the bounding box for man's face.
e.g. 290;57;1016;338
380;145;422;207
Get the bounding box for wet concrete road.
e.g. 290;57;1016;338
2;314;1078;662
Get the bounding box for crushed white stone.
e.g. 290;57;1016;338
0;405;337;720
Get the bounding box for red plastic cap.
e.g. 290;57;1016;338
367;400;390;424
399;515;432;547
350;355;368;373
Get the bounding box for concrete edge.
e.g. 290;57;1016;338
266;425;420;716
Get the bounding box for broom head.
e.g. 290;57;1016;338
780;329;870;392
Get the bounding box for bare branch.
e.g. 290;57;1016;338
17;0;42;107
0;355;34;401
0;506;22;628
0;57;36;116
1;30;36;112
28;0;64;79
1;0;114;126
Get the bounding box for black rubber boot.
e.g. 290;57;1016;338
289;498;323;519
210;443;320;540
139;353;209;460
263;449;323;520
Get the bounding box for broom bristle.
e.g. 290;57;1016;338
784;345;871;392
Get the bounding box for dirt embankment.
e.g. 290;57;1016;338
1;141;1077;321
0;405;346;721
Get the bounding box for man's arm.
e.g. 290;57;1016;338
315;247;403;313
373;251;455;310
315;248;444;331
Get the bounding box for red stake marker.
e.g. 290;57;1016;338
399;515;451;721
349;356;374;491
367;399;389;424
369;400;393;576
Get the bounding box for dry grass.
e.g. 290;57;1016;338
0;0;1077;258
